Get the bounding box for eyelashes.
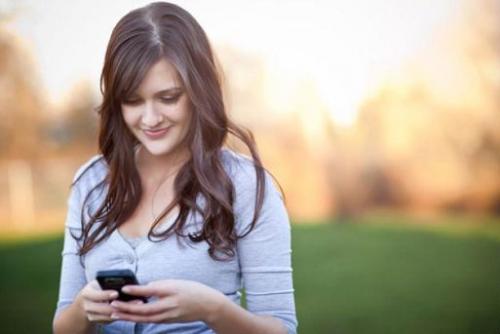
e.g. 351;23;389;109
122;93;183;106
121;99;141;106
159;95;181;104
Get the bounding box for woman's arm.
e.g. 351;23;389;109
108;279;288;333
53;180;92;333
203;165;295;334
232;165;298;333
205;295;288;334
53;293;95;334
53;282;119;334
53;174;118;333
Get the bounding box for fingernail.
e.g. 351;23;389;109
122;286;130;292
110;292;118;298
111;313;120;319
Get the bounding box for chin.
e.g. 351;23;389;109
140;141;176;156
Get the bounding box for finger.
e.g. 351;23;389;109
84;288;118;303
84;280;119;302
86;312;114;323
121;284;164;297
111;311;167;323
110;299;174;315
83;301;115;316
89;280;101;290
129;299;146;304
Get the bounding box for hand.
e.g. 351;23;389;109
77;280;143;324
109;279;225;324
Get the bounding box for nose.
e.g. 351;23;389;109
141;101;163;128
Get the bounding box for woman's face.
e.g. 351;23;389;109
121;58;191;159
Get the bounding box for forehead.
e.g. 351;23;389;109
135;58;183;94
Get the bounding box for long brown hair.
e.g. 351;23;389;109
73;1;277;261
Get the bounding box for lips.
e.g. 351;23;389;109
143;126;171;139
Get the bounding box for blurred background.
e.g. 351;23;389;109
0;0;499;333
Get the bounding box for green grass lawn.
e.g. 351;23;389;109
0;214;499;333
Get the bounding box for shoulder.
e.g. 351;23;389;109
219;147;282;200
71;154;108;190
219;147;253;171
219;147;260;187
219;149;287;236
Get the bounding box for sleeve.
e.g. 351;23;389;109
234;167;298;334
53;180;88;319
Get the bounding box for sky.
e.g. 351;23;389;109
2;0;461;126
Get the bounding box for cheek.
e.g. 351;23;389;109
121;109;139;128
179;110;191;127
177;102;192;126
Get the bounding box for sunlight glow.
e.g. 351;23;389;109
5;0;460;126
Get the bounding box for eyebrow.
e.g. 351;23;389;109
153;87;183;97
128;87;183;99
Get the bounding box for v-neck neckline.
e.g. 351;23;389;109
114;210;180;253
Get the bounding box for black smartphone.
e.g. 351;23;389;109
96;269;148;303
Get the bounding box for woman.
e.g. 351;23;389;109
52;2;297;334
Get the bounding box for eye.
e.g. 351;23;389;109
160;94;182;104
122;98;142;106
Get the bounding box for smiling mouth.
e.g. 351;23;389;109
143;126;171;139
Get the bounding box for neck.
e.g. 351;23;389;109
135;145;190;185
